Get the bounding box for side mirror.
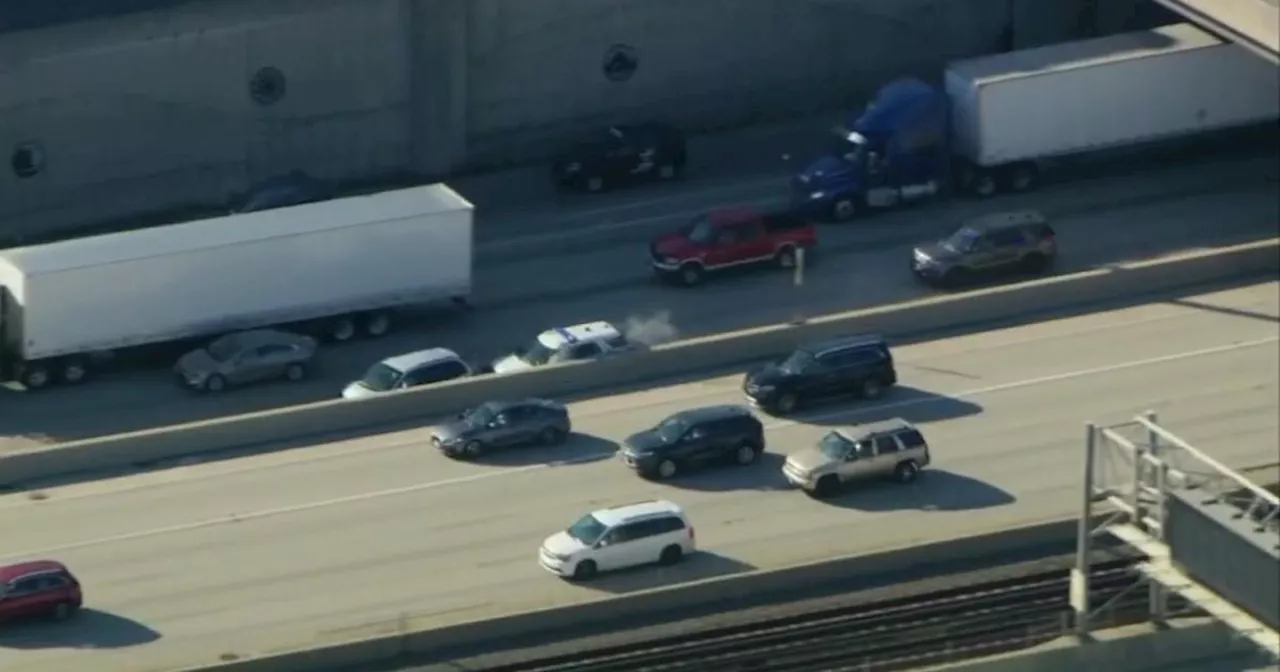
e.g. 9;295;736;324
595;539;609;549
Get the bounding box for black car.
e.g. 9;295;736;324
619;405;764;479
232;170;331;213
431;399;571;459
552;123;687;193
743;335;897;415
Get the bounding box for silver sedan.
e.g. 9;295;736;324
175;329;318;392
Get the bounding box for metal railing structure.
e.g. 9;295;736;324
1073;412;1280;661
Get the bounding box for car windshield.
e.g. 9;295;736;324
514;337;557;366
206;335;242;362
360;362;403;391
819;431;855;458
463;402;501;425
778;349;816;374
566;513;609;545
656;415;688;442
682;215;716;244
943;227;981;252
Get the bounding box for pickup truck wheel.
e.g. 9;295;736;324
775;247;797;269
832;199;858;221
585;176;605;192
284;363;307;382
679;264;704;286
20;364;51;390
894;460;920;483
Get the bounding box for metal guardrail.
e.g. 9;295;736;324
474;558;1190;672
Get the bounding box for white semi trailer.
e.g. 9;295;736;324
0;183;473;389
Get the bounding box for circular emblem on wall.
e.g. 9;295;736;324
249;66;287;106
11;142;45;178
603;44;639;82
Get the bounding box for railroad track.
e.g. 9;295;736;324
476;557;1177;672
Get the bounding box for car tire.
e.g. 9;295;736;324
572;559;598;580
679;263;704;287
1022;253;1048;274
656;459;679;479
735;442;760;466
462;440;485;458
811;475;840;499
540;426;567;445
894;460;920;483
775;246;797;269
659;544;684;566
774;392;799;415
284;363;307;382
51;602;76;621
204;374;227;393
585;176;605;193
832;198;858;222
860;377;884;399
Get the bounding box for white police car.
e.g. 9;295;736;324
490;321;636;375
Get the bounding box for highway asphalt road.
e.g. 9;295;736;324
0;282;1276;672
0;152;1276;449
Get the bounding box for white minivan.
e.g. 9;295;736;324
539;500;695;580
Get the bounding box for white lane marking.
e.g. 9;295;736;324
2;335;1273;560
478;195;786;251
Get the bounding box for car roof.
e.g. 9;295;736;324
673;404;753;423
592;499;685;527
0;560;68;583
839;418;918;440
964;210;1047;232
801;333;887;355
482;398;564;412
381;347;462;373
536;321;623;349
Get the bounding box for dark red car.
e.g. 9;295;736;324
650;208;818;286
0;560;83;623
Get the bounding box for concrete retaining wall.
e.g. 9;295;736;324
1;238;1274;488
0;0;1123;240
171;517;1086;672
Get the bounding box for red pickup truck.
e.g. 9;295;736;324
649;208;818;286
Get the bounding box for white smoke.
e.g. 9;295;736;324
622;310;679;347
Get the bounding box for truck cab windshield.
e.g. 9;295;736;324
516;339;556;366
360;362;403;391
682;215;716;244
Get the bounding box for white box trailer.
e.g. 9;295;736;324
946;22;1280;188
0;183;473;388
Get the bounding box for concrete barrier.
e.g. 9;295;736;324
2;238;1276;487
173;516;1091;672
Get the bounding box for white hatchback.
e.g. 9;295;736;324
539;500;696;580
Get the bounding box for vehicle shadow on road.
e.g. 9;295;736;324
475;433;618;467
784;386;984;427
660;452;791;492
580;551;756;595
0;610;161;649
820;470;1015;512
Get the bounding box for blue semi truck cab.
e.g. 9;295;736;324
791;78;952;221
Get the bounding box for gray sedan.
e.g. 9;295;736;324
432;399;571;459
175;329;318;392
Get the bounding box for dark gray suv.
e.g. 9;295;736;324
432;399;571;459
911;210;1056;286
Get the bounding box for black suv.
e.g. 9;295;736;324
552;123;687;193
743;335;897;415
619;405;765;480
911;210;1057;287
